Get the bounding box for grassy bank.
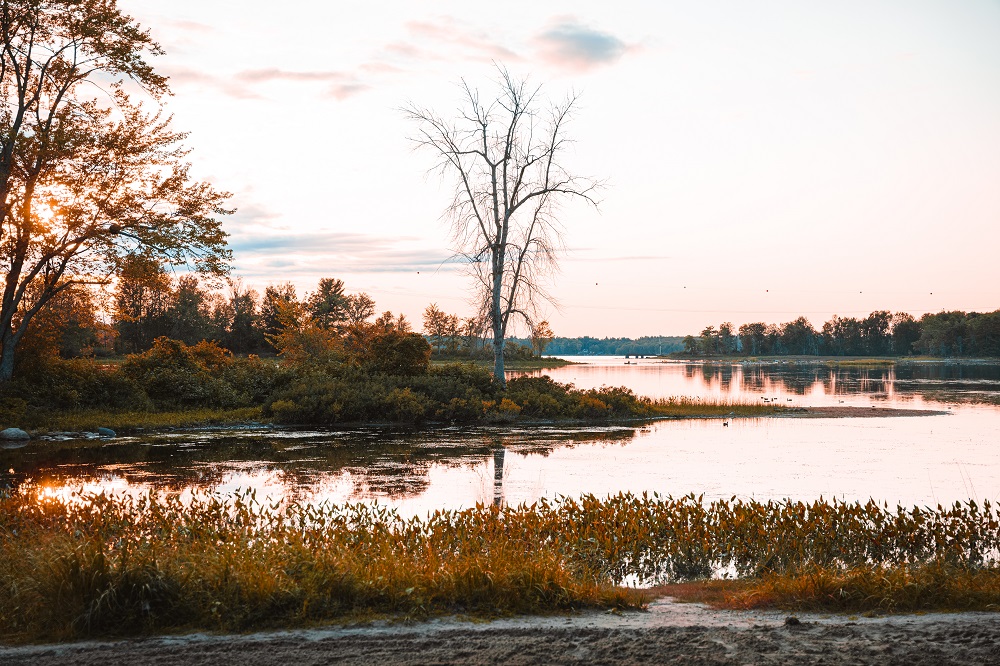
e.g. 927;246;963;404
19;399;775;434
660;563;1000;614
432;357;577;370
2;492;997;642
3;340;770;432
18;407;263;434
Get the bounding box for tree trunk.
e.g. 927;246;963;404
493;325;506;388
0;336;16;382
492;265;506;388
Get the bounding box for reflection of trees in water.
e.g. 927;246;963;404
742;366;766;392
0;426;639;501
733;363;999;405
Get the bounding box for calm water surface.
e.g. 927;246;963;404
3;358;999;513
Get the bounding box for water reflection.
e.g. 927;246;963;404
537;359;1000;408
0;426;636;506
493;446;505;507
4;361;1000;512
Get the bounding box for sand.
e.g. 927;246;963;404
2;597;998;665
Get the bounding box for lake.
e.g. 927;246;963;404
3;358;999;514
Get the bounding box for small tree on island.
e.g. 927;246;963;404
0;1;232;382
406;68;599;388
531;320;554;356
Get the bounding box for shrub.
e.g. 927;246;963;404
5;358;148;412
384;387;430;424
363;332;431;376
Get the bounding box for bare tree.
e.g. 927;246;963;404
406;68;599;387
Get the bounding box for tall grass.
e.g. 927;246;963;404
2;491;998;642
649;397;781;418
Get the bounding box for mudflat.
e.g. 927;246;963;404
3;598;997;666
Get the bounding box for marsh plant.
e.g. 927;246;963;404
2;490;998;642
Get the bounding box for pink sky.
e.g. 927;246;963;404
121;0;1000;337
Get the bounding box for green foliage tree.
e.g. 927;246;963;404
306;277;348;330
738;322;767;356
167;275;215;345
0;0;231;380
344;292;376;326
113;255;173;354
531;320;554;356
221;280;265;355
780;317;817;355
260;283;298;351
890;312;920;356
10;282;99;370
422;303;461;356
860;310;892;355
406;68;599;387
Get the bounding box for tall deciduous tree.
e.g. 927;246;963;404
530;320;554;356
0;0;231;380
406;68;599;387
112;254;172;354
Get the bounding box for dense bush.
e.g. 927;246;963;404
2;358;149;414
265;365;492;425
506;376;655;420
264;364;660;426
3;336;678;429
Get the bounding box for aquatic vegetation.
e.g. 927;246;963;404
823;358;897;367
2;491;998;641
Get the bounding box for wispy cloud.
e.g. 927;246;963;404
533;19;631;72
402;19;521;63
329;82;371;100
235;68;351;83
232;68;372;100
229;230;460;276
161;66;262;99
160;18;214;33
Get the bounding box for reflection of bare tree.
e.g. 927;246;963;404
493;446;505;507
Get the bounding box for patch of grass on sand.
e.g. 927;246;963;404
658;563;1000;614
649;397;783;418
823;358;897;367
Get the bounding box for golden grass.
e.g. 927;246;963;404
2;491;997;642
823;359;897;367
663;564;1000;613
25;407;263;433
649;397;783;418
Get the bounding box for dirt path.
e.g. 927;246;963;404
3;598;998;665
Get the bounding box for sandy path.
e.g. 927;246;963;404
3;598;998;665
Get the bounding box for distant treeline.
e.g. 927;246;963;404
681;310;1000;358
506;336;686;357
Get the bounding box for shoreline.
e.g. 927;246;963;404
2;598;997;665
13;404;947;440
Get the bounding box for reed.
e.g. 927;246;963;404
2;491;997;642
823;358;896;367
649;397;781;418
